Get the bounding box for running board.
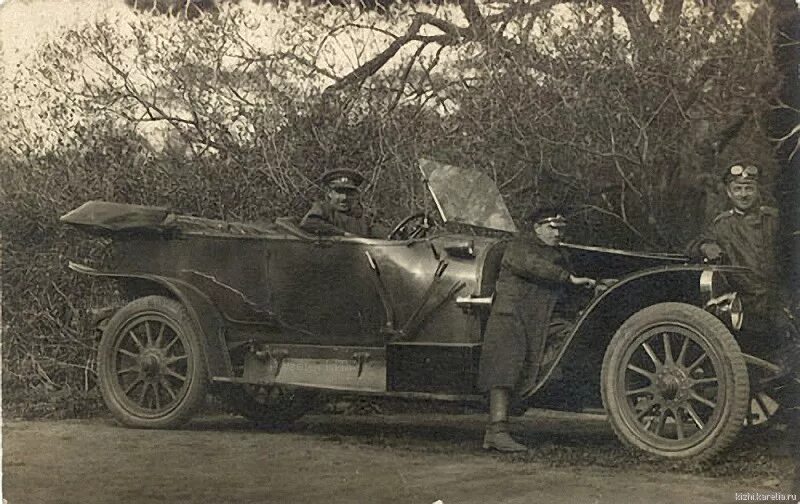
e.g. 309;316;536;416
211;377;483;402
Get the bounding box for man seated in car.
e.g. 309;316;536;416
478;208;598;452
300;169;372;237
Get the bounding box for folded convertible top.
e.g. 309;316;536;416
60;200;277;237
60;201;170;233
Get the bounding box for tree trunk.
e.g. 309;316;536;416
768;0;800;301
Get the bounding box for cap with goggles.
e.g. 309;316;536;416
724;163;759;184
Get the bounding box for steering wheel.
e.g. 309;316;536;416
388;212;432;240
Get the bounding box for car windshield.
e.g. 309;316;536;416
419;158;518;233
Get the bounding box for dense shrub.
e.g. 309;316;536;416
0;1;791;416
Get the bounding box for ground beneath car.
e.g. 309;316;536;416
3;409;799;504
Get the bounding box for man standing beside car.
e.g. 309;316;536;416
687;162;799;369
478;208;597;452
300;169;371;237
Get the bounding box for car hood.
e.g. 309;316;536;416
561;242;689;278
419;158;518;233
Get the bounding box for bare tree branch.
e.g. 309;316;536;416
325;16;426;94
323;11;477;94
387;41;429;113
661;0;684;28
458;0;490;38
323;0;569;95
601;0;656;44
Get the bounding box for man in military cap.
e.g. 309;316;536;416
478;208;598;452
688;162;798;363
300;169;371;237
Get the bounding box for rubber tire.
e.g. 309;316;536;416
98;295;208;429
601;302;749;461
218;384;319;427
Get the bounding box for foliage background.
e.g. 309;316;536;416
1;0;797;416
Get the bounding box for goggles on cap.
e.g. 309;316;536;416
728;164;759;179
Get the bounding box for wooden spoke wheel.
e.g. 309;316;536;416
602;303;749;460
98;296;207;428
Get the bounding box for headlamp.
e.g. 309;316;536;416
700;270;744;331
705;292;744;331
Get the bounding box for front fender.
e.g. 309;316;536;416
68;261;233;378
573;264;746;336
525;264;747;399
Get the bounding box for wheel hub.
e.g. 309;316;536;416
660;374;680;400
655;367;691;403
140;351;164;378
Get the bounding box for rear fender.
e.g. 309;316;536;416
68;262;233;378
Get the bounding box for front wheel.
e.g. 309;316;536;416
98;295;208;429
601;302;749;460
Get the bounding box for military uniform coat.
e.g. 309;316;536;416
478;233;573;394
688;205;780;314
300;200;370;237
686;205;800;355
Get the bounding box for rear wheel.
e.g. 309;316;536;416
601;302;749;460
98;296;208;429
218;384;318;427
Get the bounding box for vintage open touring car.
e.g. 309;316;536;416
62;159;798;461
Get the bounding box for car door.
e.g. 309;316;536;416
264;235;386;347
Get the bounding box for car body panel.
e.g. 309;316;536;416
97;226;505;348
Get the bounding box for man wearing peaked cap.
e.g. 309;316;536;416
323;168;365;191
300;169;371;236
687;162;799;371
477;207;598;452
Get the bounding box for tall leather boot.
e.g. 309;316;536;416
483;387;527;452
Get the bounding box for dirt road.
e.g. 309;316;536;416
3;409;798;504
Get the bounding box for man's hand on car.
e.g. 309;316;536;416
700;242;723;261
569;274;597;289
